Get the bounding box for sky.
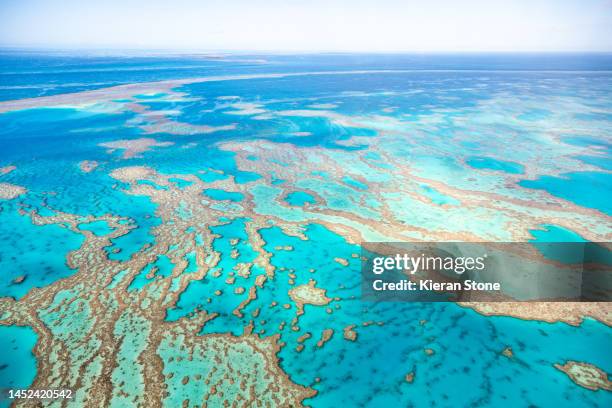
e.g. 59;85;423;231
1;0;611;52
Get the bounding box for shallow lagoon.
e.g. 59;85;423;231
521;172;612;214
285;191;316;206
0;325;38;408
466;156;525;174
0;201;84;299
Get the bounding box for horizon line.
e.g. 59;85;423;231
2;46;612;56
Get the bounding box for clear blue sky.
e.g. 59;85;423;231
1;0;611;52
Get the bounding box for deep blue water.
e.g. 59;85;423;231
2;50;612;101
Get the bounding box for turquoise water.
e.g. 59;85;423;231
0;52;610;406
529;224;587;243
0;325;38;407
518;108;552;121
0;201;84;299
466;156;525;174
128;254;174;291
298;308;611;407
168;177;194;189
529;224;588;264
189;219;612;407
529;224;612;267
575;155;612;170
78;220;114;236
136;180;168;190
166;218;259;323
105;196;161;262
342;176;368;190
419;183;460;205
202;188;244;202
562;135;612;150
520;172;612;214
285;191;317;206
